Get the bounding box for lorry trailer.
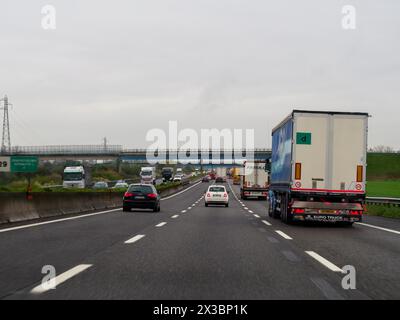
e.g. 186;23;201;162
240;160;269;200
268;110;368;224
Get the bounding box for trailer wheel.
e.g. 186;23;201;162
280;194;292;224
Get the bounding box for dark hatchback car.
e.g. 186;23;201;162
123;184;161;212
202;175;210;182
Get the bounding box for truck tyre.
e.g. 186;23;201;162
280;194;292;224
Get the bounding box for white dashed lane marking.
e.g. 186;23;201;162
275;230;293;240
261;220;272;226
156;222;167;227
305;251;344;273
30;264;93;294
125;234;145;244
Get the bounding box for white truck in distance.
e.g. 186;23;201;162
240;160;269;200
63;166;90;189
140;167;156;185
269;110;368;224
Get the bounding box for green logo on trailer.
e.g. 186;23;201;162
296;132;311;145
10;156;39;173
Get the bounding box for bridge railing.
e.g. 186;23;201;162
8;146;271;156
10;145;123;155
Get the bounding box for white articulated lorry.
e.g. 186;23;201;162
268;110;369;225
240;160;269;200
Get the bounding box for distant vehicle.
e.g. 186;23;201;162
173;174;183;182
202;176;210;182
215;176;225;183
269;110;368;225
205;185;229;207
232;168;241;185
209;171;216;180
140;167;156;185
123;184;161;212
216;167;225;179
113;182;129;189
63;165;91;189
93;181;108;189
161;167;174;182
240;160;269;200
176;168;183;174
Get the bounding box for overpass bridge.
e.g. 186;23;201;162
4;145;272;165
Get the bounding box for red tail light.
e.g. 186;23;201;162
124;192;133;197
224;193;228;197
350;210;361;215
147;193;157;199
292;208;305;214
207;193;211;197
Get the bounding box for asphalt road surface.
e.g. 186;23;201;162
0;180;399;299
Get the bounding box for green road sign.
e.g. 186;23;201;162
10;156;38;173
296;132;312;145
0;156;11;172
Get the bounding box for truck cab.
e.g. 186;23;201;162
140;167;156;185
63;166;86;188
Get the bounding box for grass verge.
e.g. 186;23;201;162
367;180;400;198
366;204;400;219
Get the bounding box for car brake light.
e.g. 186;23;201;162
292;208;305;214
224;193;227;197
147;193;157;199
207;193;211;197
350;210;361;215
124;192;133;197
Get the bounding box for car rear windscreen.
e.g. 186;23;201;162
128;185;154;194
209;187;225;192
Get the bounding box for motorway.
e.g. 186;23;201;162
0;180;399;300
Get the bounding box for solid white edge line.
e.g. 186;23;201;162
305;251;344;273
156;222;167;227
0;208;121;234
275;230;293;240
261;220;271;226
355;222;400;235
171;215;179;219
125;234;145;244
161;180;202;201
30;264;93;294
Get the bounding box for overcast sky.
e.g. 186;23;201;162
1;0;399;149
